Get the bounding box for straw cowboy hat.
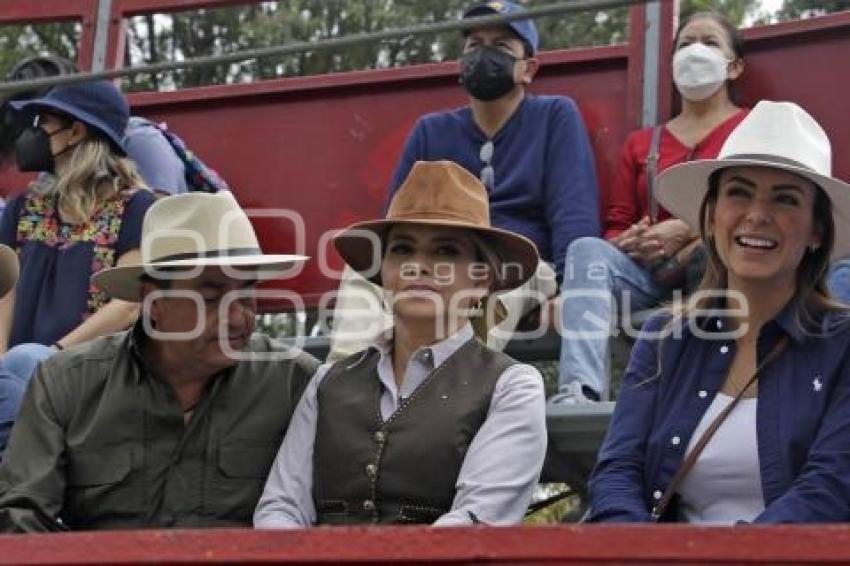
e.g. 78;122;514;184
0;244;18;299
93;191;307;301
656;100;850;258
334;160;539;291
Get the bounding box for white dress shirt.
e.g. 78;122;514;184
254;324;547;528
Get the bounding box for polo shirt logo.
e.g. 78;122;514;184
813;376;823;392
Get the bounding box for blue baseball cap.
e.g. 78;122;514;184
10;79;129;154
463;1;539;55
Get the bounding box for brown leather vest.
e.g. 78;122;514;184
312;338;515;525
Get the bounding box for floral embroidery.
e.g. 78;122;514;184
16;191;134;317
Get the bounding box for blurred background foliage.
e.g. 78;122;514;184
0;0;846;90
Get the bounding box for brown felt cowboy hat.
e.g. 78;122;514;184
333;160;539;291
93;191;307;301
0;244;18;299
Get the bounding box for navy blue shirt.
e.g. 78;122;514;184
386;95;601;281
589;302;850;523
0;189;155;347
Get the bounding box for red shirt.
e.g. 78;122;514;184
604;109;749;240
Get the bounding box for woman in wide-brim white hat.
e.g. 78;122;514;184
255;160;547;528
588;101;850;524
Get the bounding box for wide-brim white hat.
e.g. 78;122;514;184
93;191;307;301
0;244;18;298
656;101;850;259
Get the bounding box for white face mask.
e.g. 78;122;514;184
672;42;732;101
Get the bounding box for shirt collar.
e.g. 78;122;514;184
125;321;234;385
462;94;530;143
769;301;806;344
374;323;475;369
698;298;805;345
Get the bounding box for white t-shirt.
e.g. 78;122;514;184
678;393;765;524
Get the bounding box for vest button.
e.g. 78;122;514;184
363;499;376;512
365;463;378;478
374;431;386;443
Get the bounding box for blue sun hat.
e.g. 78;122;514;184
463;1;540;54
10;79;129;154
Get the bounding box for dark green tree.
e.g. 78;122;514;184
5;1;844;91
679;0;760;25
0;21;79;78
773;0;850;20
122;0;632;91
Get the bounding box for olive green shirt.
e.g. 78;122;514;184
0;327;318;532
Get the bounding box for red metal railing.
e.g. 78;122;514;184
0;0;97;74
1;525;850;564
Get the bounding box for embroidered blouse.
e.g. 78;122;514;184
0;188;155;347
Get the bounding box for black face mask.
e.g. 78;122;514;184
460;46;518;101
14;125;69;174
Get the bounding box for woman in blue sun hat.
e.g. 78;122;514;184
0;79;155;382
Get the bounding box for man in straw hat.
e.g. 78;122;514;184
0;192;318;531
0;244;19;457
255;161;546;527
328;1;600;360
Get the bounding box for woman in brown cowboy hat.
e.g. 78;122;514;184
255;160;547;527
589;101;850;524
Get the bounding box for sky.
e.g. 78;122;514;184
746;0;786;25
761;0;784;10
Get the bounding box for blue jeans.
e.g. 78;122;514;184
828;259;850;305
0;369;24;457
0;343;54;457
3;343;55;383
558;237;669;398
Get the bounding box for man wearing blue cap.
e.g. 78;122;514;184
329;1;601;358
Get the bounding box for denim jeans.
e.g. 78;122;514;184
558;237;669;398
3;343;55;383
828;259;850;305
0;343;53;456
0;370;24;457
